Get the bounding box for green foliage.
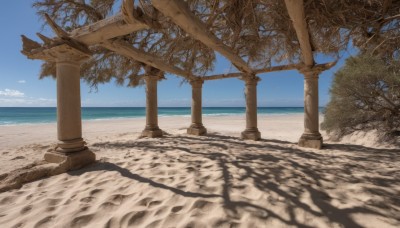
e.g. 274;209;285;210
33;0;115;29
30;0;400;88
322;54;400;138
33;0;215;88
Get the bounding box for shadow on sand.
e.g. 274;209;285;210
69;133;399;227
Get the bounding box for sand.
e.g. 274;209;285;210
0;114;399;227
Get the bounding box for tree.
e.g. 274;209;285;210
321;54;400;140
33;0;215;88
31;0;400;88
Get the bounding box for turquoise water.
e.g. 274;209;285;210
0;107;323;125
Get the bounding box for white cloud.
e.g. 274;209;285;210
17;80;26;84
0;98;29;105
0;97;56;107
0;89;25;97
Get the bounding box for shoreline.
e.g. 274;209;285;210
0;112;307;127
0;113;306;173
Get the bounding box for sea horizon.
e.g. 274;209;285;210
0;107;324;126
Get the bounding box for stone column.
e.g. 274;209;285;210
187;79;207;135
141;69;163;138
298;70;323;149
241;75;261;140
43;44;95;169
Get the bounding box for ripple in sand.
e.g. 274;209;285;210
71;214;95;228
137;197;152;207
25;194;33;200
145;219;162;228
46;206;56;212
154;206;169;217
104;217;119;228
213;219;241;228
20;205;32;214
34;215;55;228
182;220;208;228
171;205;183;213
106;194;130;206
89;188;104;196
0;196;16;205
44;198;62;206
78;206;90;213
10;156;25;160
12;222;24;228
191;199;215;211
80;196;96;203
99;201;119;211
148;200;162;208
120;211;148;227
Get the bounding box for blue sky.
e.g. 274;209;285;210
0;1;353;107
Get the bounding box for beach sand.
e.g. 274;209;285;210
0;114;399;227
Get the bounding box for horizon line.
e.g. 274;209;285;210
0;106;325;108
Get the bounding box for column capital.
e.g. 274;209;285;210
242;74;260;85
190;78;204;88
143;74;160;82
144;66;165;81
21;34;91;64
39;44;90;63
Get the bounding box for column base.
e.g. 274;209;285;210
141;126;163;138
56;138;86;153
298;133;323;149
241;128;261;140
187;124;207;136
44;147;96;171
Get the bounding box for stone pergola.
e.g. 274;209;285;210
21;0;336;170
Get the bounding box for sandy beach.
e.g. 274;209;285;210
0;114;399;227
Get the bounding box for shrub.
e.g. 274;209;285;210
321;54;400;140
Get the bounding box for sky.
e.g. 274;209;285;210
0;1;354;107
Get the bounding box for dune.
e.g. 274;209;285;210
0;114;399;227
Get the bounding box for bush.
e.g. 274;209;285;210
321;54;400;140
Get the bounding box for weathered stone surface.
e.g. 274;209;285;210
298;71;323;149
187;79;207;136
56;138;86;153
298;133;323;149
187;124;207;136
241;129;261;141
242;76;261;141
44;148;96;170
141;127;163;138
141;72;164;138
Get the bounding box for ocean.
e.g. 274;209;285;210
0;107;323;125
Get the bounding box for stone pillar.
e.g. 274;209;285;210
298;70;323;149
241;75;261;140
43;44;95;169
187;79;207;135
141;69;163;138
